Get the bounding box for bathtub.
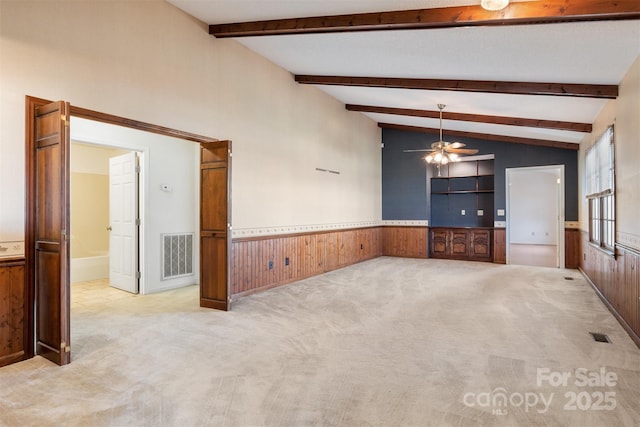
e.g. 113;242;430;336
71;254;109;283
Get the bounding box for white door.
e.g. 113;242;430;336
109;152;139;293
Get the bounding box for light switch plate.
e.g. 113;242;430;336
497;209;505;216
477;210;484;216
461;210;466;215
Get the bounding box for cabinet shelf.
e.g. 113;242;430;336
432;174;494;179
430;158;494;228
432;190;495;195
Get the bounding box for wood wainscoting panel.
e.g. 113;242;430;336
231;227;382;298
565;228;581;269
0;258;28;367
581;230;640;348
381;227;428;258
493;229;506;264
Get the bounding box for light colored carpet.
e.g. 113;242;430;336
0;257;639;426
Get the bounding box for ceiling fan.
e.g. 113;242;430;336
404;104;479;175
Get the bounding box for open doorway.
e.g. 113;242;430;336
70;142;141;293
506;165;565;268
69;116;203;296
25;97;231;366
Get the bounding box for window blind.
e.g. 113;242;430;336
585;126;614;198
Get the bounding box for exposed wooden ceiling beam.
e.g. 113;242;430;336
347;104;592;133
209;0;640;38
378;123;579;151
296;75;617;99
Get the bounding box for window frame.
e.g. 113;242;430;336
586;126;615;255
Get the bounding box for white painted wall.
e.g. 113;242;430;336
580;54;640;251
71;118;199;293
507;167;562;245
0;0;381;245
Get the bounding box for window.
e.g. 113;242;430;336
585;126;615;252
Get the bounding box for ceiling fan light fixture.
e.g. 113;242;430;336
481;0;509;11
408;104;477;175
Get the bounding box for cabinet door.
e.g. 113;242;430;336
450;230;469;257
470;230;492;260
430;229;448;257
0;259;28;367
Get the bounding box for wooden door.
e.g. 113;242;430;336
30;100;71;365
200;141;231;310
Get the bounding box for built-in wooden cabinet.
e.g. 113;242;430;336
429;227;493;262
428;156;495;263
430;157;495;228
0;257;30;367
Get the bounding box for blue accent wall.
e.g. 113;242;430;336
382;128;579;222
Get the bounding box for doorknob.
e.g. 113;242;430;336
106;226;112;231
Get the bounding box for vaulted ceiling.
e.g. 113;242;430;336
167;0;640;149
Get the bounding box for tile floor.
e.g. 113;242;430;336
71;278;136;311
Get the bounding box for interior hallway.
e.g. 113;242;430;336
1;258;639;426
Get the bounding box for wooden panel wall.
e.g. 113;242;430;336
565;228;581;269
494;229;506;264
381;227;428;258
231;227;382;298
0;258;29;367
581;231;640;347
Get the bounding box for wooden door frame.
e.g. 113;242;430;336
25;95;227;361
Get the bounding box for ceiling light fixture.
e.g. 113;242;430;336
403;105;479;176
423;104;462;175
481;0;509;11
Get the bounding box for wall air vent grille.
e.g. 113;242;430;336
162;233;194;280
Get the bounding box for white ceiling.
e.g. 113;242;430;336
167;0;640;145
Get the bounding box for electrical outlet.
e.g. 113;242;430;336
461;210;466;215
497;209;505;216
268;260;273;270
285;257;289;266
477;210;484;216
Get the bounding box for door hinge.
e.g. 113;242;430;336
136;165;141;173
136;218;141;226
136;271;141;279
61;230;69;241
61;342;70;353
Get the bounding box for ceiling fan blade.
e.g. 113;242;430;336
403;149;435;152
448;142;466;149
445;148;479;154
